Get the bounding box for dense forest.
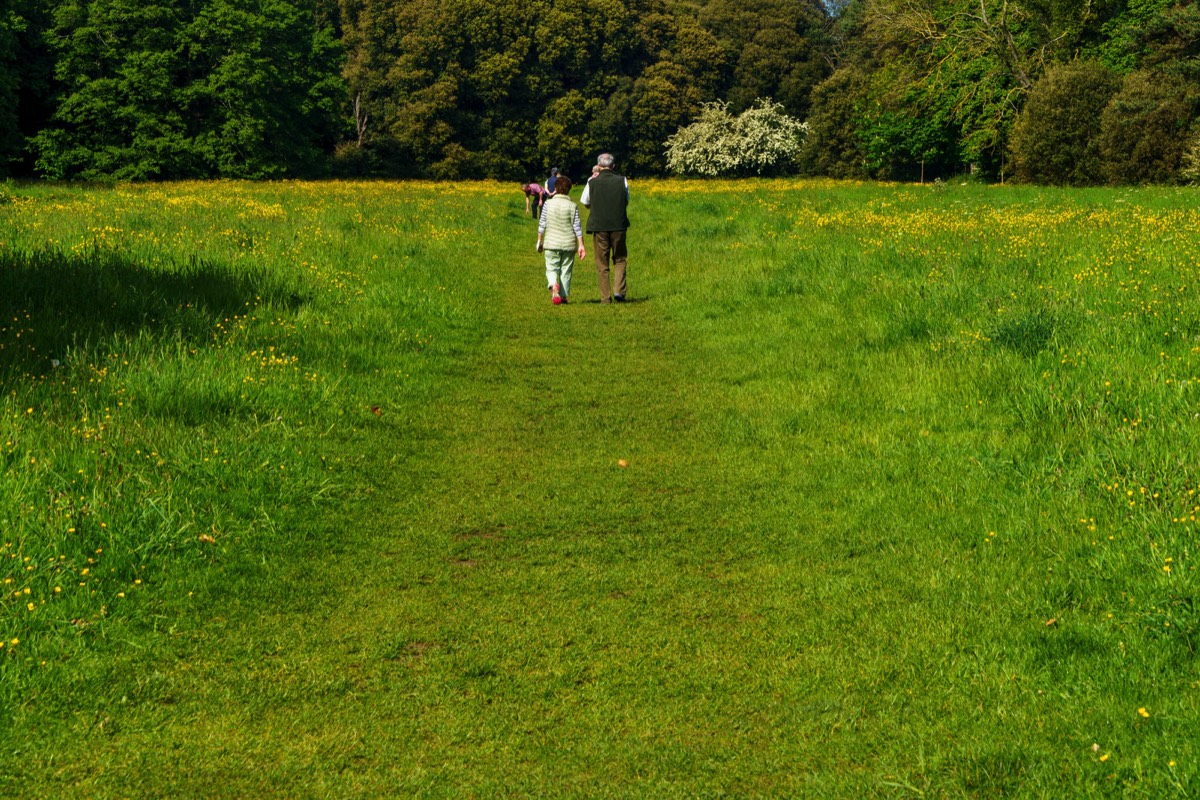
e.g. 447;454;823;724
1;0;1198;183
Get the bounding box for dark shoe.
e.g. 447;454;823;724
613;294;626;302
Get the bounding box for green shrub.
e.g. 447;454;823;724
332;141;373;178
1009;61;1120;185
799;66;871;179
1098;70;1199;184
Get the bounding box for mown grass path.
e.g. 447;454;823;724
12;196;781;796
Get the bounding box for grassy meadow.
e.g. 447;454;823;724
1;176;1199;796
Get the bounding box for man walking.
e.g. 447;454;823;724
581;153;630;303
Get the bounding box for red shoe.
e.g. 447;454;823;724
552;283;563;305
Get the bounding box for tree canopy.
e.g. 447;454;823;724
2;0;1198;183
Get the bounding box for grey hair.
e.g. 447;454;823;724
597;153;615;169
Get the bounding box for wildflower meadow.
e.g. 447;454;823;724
1;178;1198;796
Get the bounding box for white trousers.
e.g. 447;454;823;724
544;249;574;297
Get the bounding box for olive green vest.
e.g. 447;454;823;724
585;171;629;233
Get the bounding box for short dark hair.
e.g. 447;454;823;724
554;175;572;194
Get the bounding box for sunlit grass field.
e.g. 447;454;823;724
2;177;1199;796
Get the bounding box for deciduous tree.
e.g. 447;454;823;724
35;0;342;179
699;0;832;118
1098;69;1199;184
1009;60;1119;184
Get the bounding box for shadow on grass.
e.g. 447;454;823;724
869;311;942;351
579;296;653;305
0;245;305;380
986;308;1056;358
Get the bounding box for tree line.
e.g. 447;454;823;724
2;0;1197;184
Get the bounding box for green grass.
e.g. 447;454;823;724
1;177;1198;796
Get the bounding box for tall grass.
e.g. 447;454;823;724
2;178;1198;796
0;181;485;668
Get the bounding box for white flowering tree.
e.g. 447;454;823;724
664;99;808;177
1183;130;1200;184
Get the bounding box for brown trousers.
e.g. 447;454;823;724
592;230;627;303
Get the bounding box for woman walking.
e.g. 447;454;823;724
535;175;585;305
